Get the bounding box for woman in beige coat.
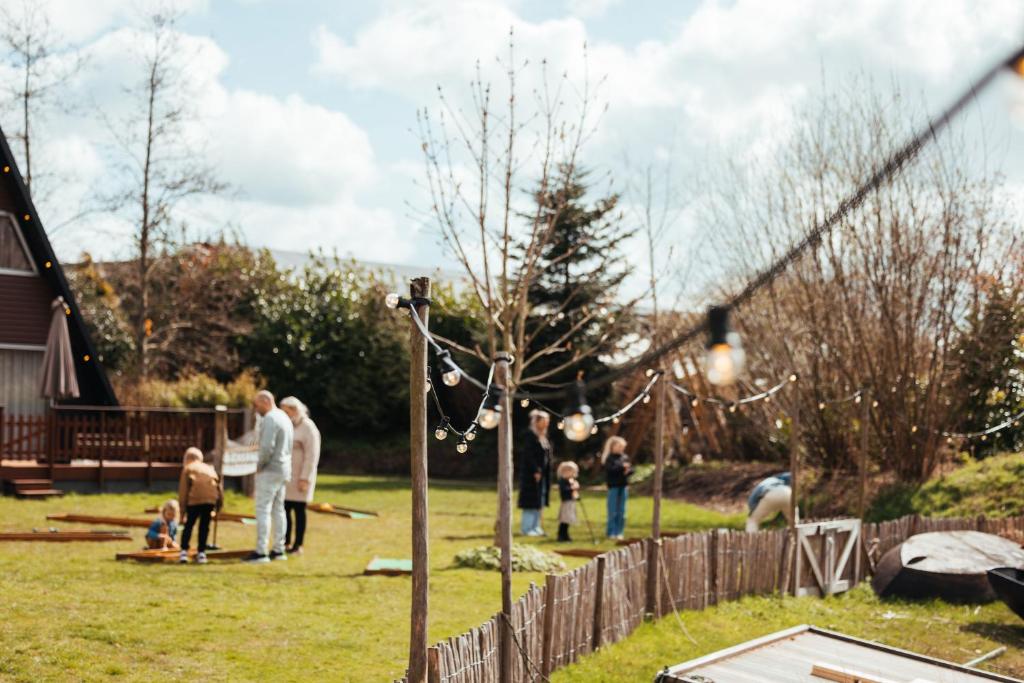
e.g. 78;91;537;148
280;396;321;555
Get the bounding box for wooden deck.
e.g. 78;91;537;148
1;459;182;488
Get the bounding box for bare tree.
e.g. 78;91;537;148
0;0;84;196
695;77;1021;483
417;38;639;394
109;11;224;377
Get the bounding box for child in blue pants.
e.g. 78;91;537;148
601;436;631;539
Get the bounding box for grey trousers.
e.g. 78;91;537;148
255;469;289;555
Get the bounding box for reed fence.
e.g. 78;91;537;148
396;512;1024;683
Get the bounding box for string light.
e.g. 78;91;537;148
520;398;530;408
434;417;450;441
384;292;403;309
590;425;599;435
477;385;504;430
562;379;595;442
789;374;798;383
456;440;469;454
705;306;745;387
436;350;462;387
465;426;477;441
818;402;826;411
642;394;652;404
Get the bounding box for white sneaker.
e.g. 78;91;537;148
178;550;189;564
195;552;208;565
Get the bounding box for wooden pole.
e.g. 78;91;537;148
494;352;514;683
541;573;556;676
646;373;666;617
592;554;606;650
857;391;870;520
408;277;431;683
212;405;228;548
788;406;800;596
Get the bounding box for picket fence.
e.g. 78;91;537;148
396;513;1024;683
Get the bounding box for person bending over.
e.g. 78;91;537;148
746;472;793;532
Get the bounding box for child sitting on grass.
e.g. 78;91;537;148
177;447;223;565
556;461;580;543
146;500;180;550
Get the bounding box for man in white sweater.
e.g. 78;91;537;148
244;390;294;563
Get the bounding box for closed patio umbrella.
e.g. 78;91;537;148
39;296;80;401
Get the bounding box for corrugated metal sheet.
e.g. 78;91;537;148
0;347;45;416
661;626;1020;683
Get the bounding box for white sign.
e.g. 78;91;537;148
222;448;258;477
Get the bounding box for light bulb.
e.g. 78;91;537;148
691;399;699;408
442;368;461;386
435;427;448;440
728;404;738;414
477;407;501;430
854;395;862;404
556;420;565;431
563;412;594;442
818;402;826;411
789;373;798;383
642;394;652;404
590;425;599;435
456;440;469;454
385;292;401;309
465;427;477;441
645;368;655;377
520;398;530;408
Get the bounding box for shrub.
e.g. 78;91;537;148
453;544;566;573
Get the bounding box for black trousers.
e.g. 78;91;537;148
285;500;307;548
181;503;215;553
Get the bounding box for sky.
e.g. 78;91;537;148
1;0;1023;288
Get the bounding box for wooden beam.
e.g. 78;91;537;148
0;531;130;542
48;513;151;528
408;277;431;683
494;352;514;683
810;663;903;683
116;548;251;562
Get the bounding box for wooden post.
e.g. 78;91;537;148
494;351;514;683
646;373;666;617
857;390;870;520
592;555;606;650
788;406;800;596
408;277;431;683
0;405;4;460
98;411;106;491
427;647;441;683
213;406;228;476
46;406;55;480
541;573;557;676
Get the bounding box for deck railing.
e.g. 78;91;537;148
0;405;247;463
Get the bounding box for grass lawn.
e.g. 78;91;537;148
551;585;1024;681
0;475;741;682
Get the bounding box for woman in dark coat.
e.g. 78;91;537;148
517;410;552;536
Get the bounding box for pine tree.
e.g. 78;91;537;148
519;166;636;408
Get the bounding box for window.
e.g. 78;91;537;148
0;212;34;275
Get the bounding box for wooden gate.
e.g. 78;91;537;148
794;518;861;597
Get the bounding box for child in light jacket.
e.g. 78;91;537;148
177;447;223;564
556;461;580;542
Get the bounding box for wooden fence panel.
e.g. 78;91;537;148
599;542;647;647
546;560;598;671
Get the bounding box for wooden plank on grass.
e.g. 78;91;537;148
47;513;151;528
0;531;131;542
554;548;604;559
116;548;251;562
144;508;253;523
309;502;379;518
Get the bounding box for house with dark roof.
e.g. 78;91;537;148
0;125;117;417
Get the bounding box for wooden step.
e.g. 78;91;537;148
11;479;55;490
15;488;65;499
